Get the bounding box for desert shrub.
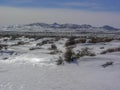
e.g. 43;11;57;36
4;46;8;50
65;37;87;47
80;48;90;56
51;44;57;50
75;52;81;59
75;38;86;43
56;57;64;65
103;38;113;42
101;47;120;54
102;61;113;68
36;40;54;47
100;47;104;49
64;48;75;63
74;48;96;58
89;53;96;56
25;35;42;40
3;57;8;60
63;47;95;63
0;44;8;50
114;48;120;51
67;45;76;50
88;37;114;43
48;44;57;50
29;47;42;50
34;37;42;40
24;35;40;40
3;39;8;42
36;42;43;46
88;37;97;43
0;45;3;50
80;47;95;57
65;37;76;47
54;37;61;41
10;36;19;40
41;40;49;45
49;51;56;54
48;41;54;44
17;41;25;45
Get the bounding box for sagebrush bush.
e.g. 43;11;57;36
65;37;86;47
51;44;57;50
65;37;76;47
55;37;61;41
100;47;104;49
76;39;86;43
10;36;18;40
36;43;42;46
102;61;113;68
88;37;114;43
80;48;95;56
56;57;64;65
103;38;113;42
42;40;48;44
101;47;120;54
0;46;3;50
63;47;95;64
29;47;42;50
0;44;8;50
17;41;25;45
64;48;75;63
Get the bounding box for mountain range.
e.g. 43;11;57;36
0;23;119;32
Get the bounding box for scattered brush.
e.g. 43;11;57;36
102;61;113;68
79;47;96;57
51;44;57;50
100;47;104;49
17;41;25;45
88;37;114;43
101;47;120;54
29;47;42;50
65;37;76;47
64;48;75;63
56;57;64;65
65;37;86;47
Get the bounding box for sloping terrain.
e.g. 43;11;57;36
0;37;120;90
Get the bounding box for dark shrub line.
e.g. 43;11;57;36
101;47;120;54
57;47;95;65
88;37;114;43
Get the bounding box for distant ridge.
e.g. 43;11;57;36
26;22;93;29
26;22;119;30
0;22;119;32
102;25;119;30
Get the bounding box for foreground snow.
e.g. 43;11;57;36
0;52;120;90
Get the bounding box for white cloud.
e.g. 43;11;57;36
11;0;34;3
62;2;99;8
0;6;120;28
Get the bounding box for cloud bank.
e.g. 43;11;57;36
0;7;120;27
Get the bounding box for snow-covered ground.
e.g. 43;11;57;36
0;37;120;90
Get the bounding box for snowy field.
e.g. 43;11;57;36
0;36;120;90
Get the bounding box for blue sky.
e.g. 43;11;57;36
0;0;120;27
0;0;120;11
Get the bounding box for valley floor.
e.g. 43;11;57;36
0;37;120;90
